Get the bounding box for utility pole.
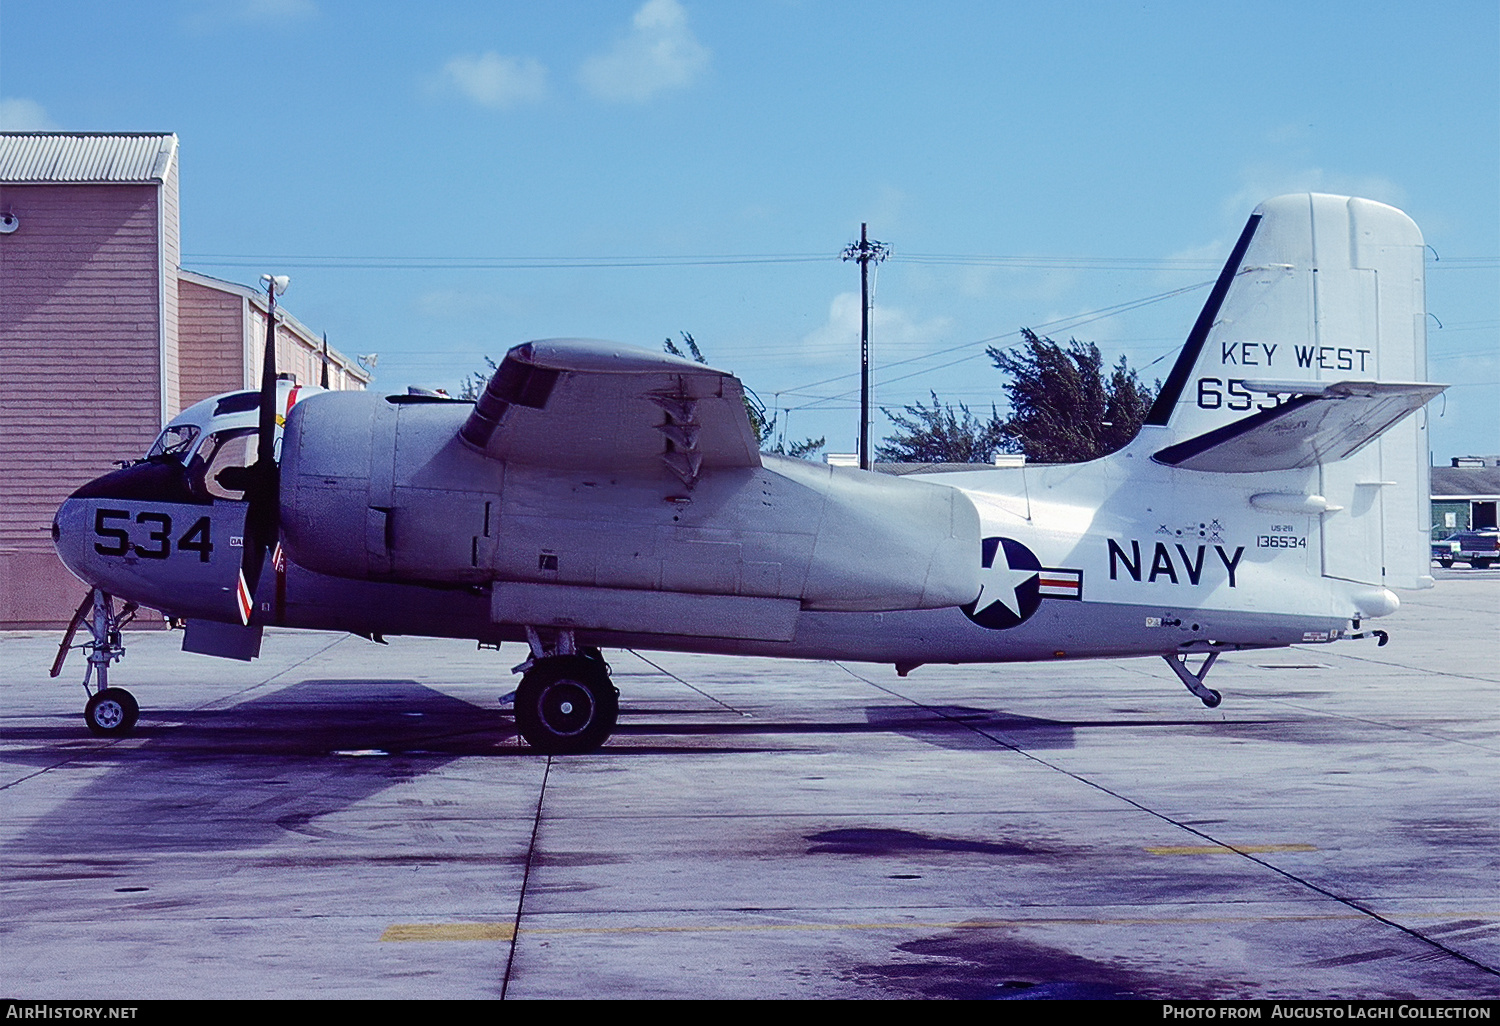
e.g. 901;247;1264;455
841;224;890;471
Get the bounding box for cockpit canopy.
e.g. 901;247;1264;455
143;382;324;501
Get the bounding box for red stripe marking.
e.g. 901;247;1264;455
236;572;253;625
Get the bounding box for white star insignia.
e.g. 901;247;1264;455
974;544;1037;618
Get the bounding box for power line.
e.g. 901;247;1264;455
779;278;1215;409
182;250;1499;271
899;254;1219;270
182;253;833;270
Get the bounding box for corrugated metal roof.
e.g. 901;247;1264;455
0;133;177;183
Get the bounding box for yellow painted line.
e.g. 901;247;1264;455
380;922;515;942
513;911;1499;938
379;911;1500;941
523;918;1272;939
1146;843;1319;856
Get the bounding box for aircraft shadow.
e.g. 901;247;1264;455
2;679;516;858
3;684;1284;857
863;705;1078;751
608;704;1085;750
804;826;1054;858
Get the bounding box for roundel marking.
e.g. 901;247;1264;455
961;536;1042;630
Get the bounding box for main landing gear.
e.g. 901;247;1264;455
511;628;618;754
53;589;140;736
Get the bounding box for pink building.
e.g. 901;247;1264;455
0;133;368;628
179;269;370;402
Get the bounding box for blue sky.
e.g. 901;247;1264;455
3;0;1496;459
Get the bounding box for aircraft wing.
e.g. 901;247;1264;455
458;339;762;485
1151;379;1445;473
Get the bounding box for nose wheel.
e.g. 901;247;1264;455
514;655;619;754
84;687;139;737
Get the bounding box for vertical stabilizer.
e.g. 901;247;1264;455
1144;194;1433;590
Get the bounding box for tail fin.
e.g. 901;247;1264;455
1141;194;1440;590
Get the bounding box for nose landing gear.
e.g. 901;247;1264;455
53;589;140;737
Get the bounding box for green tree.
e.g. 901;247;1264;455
875;392;1011;464
874;330;1156;465
986;329;1156;463
457;356;497;401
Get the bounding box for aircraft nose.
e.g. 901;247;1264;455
52;494;93;582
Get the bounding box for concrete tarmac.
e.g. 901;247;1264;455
1;573;1497;1000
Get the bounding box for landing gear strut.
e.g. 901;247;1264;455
1164;649;1222;708
53;589;140;736
511;628;618;754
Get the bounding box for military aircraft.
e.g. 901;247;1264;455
51;194;1444;753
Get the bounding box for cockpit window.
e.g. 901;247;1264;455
146;425;200;462
214;391;261;416
191;428;259;501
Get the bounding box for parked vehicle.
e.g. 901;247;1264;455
1433;528;1500;568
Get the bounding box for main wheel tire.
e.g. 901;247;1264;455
514;656;618;754
85;687;139;737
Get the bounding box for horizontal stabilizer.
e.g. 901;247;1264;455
1152;380;1445;473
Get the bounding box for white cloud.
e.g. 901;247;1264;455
579;0;710;103
0;98;58;131
800;292;953;365
442;52;549;109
